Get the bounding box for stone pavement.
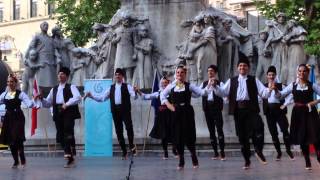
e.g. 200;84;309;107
1;153;320;180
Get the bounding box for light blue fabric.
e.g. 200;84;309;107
84;79;113;157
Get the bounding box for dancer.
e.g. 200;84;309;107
262;66;294;161
200;65;225;160
0;74;35;168
212;52;272;169
276;64;320;170
85;68;138;160
137;77;178;159
39;67;81;168
160;66;211;170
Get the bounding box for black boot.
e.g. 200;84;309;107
273;141;282;161
64;156;75;168
10;145;19;169
211;140;219;160
177;156;185;170
191;154;199;169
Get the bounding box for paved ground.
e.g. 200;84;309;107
1;153;320;180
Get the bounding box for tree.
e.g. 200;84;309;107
48;0;120;46
256;0;320;56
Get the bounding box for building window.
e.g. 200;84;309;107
30;0;38;18
13;0;20;20
48;2;55;15
0;3;3;22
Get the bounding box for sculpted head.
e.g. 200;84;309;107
276;12;286;24
40;21;49;33
222;18;232;31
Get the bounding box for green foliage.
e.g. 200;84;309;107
47;0;120;46
256;0;320;56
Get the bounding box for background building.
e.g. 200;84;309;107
208;0;276;33
0;0;56;73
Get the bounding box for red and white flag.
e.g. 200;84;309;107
31;79;39;136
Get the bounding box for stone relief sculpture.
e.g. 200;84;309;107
70;48;87;87
132;25;154;89
265;12;288;84
255;30;272;83
112;13;137;84
92;23;116;79
21;49;44;93
52;26;75;70
284;19;307;83
25;21;59;90
217;18;240;82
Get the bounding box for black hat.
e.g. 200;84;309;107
207;64;218;72
267;66;277;74
237;52;250;67
115;68;125;76
59;67;70;76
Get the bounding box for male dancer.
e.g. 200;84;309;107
85;68;137;159
200;65;225;160
212;52;273;169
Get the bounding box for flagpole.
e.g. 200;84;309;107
142;70;157;154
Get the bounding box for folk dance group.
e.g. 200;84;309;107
1;52;320;171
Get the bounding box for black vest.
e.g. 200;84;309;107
228;75;259;115
4;90;21;112
109;83;131;113
262;83;287;114
170;82;191;105
202;80;223;111
52;84;81;121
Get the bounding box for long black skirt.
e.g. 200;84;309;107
149;108;173;141
171;105;196;145
0;110;26;145
290;105;320;145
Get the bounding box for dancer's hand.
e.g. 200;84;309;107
280;105;286;110
83;92;92;100
62;103;68;110
166;102;175;112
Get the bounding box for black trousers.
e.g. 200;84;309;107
54;112;76;156
10;141;25;164
204;107;224;152
234;108;264;162
112;106;134;155
265;105;291;152
176;141;197;166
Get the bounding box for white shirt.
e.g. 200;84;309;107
0;90;34;108
213;75;271;100
200;81;224;101
42;83;81;108
91;83;137;104
160;81;210;104
278;82;320;98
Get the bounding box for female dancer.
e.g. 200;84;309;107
137;77;178;159
0;74;34;168
278;64;320;170
160;66;211;170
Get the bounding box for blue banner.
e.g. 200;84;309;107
84;79;113;156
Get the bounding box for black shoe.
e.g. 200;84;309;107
211;151;219;160
220;151;226;161
131;145;137;156
275;152;282;161
177;156;185;170
64;157;75;168
287;150;295;160
191;154;199;169
163;151;169;160
11;162;19;169
305;158;312;170
255;151;267;165
172;148;179;158
243;160;251;170
121;152;128;160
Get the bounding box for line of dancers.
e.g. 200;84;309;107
1;52;320;171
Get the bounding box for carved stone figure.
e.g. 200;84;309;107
25;21;58;88
52;26;75;70
92;23;116;79
283;19;307;83
265;12;288;83
255;30;272;83
217;18;240;82
113;13;136;83
70;48;87;87
132;25;153;89
21;49;44;93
